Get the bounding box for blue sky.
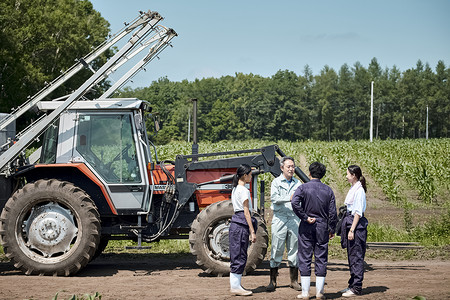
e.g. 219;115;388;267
90;0;450;88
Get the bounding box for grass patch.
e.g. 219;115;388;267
411;209;450;246
329;237;449;261
0;246;7;262
368;208;450;246
104;238;190;255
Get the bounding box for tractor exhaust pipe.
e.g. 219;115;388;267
191;98;198;159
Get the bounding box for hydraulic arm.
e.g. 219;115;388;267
0;10;176;174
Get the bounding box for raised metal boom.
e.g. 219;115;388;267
0;10;177;174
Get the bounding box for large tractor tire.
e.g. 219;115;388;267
0;179;101;276
189;200;268;276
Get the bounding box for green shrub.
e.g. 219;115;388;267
411;209;450;246
367;209;450;246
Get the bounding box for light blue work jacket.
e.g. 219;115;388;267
270;174;301;216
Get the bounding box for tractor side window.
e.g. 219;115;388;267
40;121;59;164
76;114;141;183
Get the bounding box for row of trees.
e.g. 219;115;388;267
121;59;449;144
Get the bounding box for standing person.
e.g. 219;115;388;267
291;162;337;300
266;156;301;292
229;164;257;296
340;165;368;298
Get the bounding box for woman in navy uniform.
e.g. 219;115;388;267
341;165;368;297
229;164;257;296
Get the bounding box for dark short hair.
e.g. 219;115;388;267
309;162;326;179
280;156;295;167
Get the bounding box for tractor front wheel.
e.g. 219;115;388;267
0;179;101;276
189;200;268;276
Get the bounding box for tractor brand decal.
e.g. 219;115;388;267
152;184;170;191
152;183;250;191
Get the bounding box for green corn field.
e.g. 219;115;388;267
155;138;450;206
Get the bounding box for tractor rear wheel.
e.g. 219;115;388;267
189;200;268;276
0;179;101;276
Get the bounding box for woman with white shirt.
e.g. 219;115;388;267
229;164;257;296
341;165;368;298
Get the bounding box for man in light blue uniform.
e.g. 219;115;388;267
266;156;301;292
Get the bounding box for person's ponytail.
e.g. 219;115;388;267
360;175;367;192
232;174;239;187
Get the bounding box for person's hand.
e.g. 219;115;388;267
329;232;335;239
348;230;354;241
250;232;257;243
306;217;316;224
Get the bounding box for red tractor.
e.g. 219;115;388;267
0;10;309;276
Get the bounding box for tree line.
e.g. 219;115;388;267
120;59;449;144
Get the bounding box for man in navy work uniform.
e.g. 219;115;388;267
291;162;337;300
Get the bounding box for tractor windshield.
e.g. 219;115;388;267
75;113;141;184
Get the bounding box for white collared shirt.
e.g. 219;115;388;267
231;184;252;212
345;182;366;217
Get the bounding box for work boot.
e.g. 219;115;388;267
297;276;311;299
265;267;278;292
342;289;357;297
230;288;253;296
230;273;253;296
315;276;326;299
289;267;301;291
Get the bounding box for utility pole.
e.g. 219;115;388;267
426;105;429;139
370;81;374;142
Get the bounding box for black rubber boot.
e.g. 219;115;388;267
289;267;301;291
266;267;278;292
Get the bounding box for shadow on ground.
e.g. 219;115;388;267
0;252;198;277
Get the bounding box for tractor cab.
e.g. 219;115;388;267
38;98;154;214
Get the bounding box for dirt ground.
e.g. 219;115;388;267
0;253;449;300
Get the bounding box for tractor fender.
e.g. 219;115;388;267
18;163;117;215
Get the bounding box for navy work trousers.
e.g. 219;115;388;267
229;212;257;274
297;220;329;277
341;213;367;294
